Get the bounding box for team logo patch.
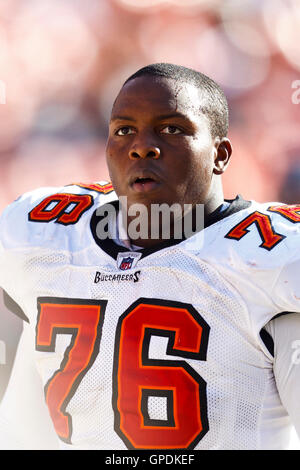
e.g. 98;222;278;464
117;252;142;271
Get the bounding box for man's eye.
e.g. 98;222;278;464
160;126;182;135
115;127;135;136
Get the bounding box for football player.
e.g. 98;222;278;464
0;63;300;450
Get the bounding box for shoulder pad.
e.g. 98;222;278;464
0;181;117;250
221;200;300;270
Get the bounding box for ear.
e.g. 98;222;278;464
213;138;232;175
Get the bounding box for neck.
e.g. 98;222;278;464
203;176;225;217
119;190;225;250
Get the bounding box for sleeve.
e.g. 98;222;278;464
265;313;300;447
0;323;60;449
0;187;59;308
272;257;300;314
0;191;36;298
269;218;300;314
0;205;28;320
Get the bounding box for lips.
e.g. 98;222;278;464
129;170;161;193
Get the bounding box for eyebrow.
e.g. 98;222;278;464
110;112;191;122
155;112;191;121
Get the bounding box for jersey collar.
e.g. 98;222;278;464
90;195;251;261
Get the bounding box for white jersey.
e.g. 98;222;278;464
0;182;300;450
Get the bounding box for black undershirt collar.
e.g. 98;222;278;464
90;195;251;261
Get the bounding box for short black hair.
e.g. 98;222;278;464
123;63;229;139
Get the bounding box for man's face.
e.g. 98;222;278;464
106;76;221;211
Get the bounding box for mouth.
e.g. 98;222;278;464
129;171;161;193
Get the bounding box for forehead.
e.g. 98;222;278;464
111;76;203;120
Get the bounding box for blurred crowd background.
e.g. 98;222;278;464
0;0;300;213
0;0;300;445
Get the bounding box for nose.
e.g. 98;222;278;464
129;140;161;160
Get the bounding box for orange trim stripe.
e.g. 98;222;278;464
70;182;114;194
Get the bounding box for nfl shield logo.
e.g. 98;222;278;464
119;256;134;271
117;251;142;271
